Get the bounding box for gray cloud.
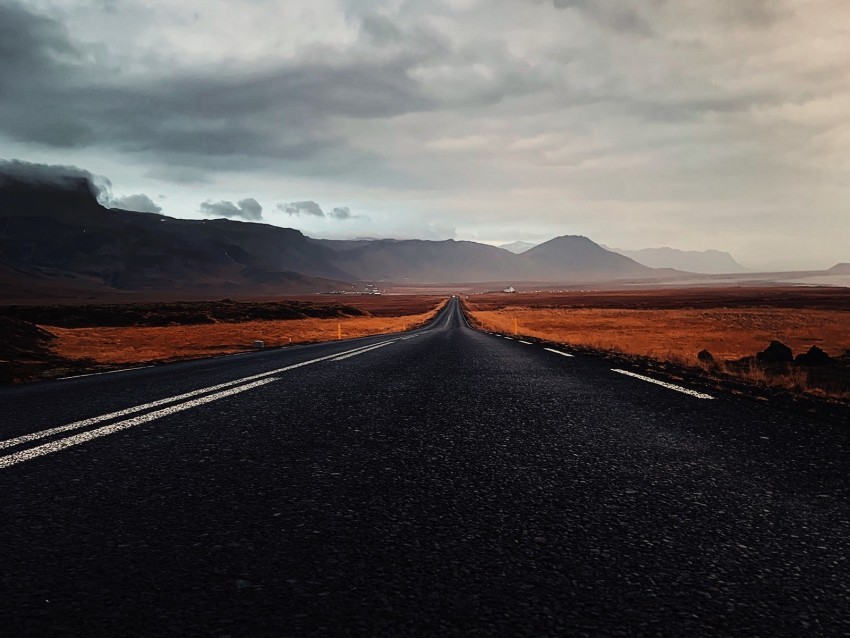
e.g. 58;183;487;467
549;0;655;35
110;193;162;214
144;166;212;185
0;1;433;177
200;197;263;220
329;206;352;220
1;0;848;269
328;206;369;221
279;201;325;217
719;1;787;28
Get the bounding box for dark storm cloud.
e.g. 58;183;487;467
200;198;263;220
0;1;434;175
110;193;162;214
0;159;112;200
0;0;554;184
279;201;325;217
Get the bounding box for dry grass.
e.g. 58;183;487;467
45;305;443;365
466;302;850;401
468;307;850;365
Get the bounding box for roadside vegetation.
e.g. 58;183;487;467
465;288;850;403
0;296;447;383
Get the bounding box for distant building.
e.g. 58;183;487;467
503;286;516;293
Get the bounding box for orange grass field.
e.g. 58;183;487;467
46;304;444;365
468;306;850;365
465;288;850;366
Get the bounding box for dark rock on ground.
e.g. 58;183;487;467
757;341;793;363
795;346;831;366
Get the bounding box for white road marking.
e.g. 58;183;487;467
0;377;279;469
504;337;514;340
0;339;394;453
518;340;532;345
331;340;396;361
612;369;715;400
59;365;154;380
544;348;574;357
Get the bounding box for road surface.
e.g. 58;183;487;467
1;298;849;636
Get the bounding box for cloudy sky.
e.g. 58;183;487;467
2;0;849;269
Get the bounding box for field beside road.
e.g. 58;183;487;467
1;296;446;382
465;287;850;400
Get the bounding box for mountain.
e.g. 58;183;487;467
612;247;748;274
828;263;850;275
499;241;537;254
0;168;673;299
313;238;521;283
522;236;655;280
0;175;352;299
311;235;654;283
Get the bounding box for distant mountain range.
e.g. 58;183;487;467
611;247;748;274
501;241;748;274
0;172;667;299
0;170;842;300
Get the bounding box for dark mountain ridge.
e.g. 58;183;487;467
0;175;352;298
1;170;667;299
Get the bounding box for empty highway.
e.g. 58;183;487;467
1;298;849;636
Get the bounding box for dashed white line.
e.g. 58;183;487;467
612;369;714;400
544;348;574;358
518;340;532;345
0;377;279;469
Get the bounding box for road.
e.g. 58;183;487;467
1;297;849;636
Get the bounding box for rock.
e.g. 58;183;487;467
756;341;793;363
795;345;831;366
697;349;714;364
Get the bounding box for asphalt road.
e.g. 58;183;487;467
1;297;849;636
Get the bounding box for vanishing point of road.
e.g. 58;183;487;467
1;298;848;636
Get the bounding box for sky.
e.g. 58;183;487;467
2;0;849;270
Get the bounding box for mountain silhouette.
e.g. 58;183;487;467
1;171;671;299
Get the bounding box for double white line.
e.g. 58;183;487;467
0;338;398;470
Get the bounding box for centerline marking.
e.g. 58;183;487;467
0;338;397;459
331;340;397;361
0;377;279;470
544;348;574;357
59;365;155;381
518;340;532;345
612;369;714;400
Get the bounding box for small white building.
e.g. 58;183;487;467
503;286;516;293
